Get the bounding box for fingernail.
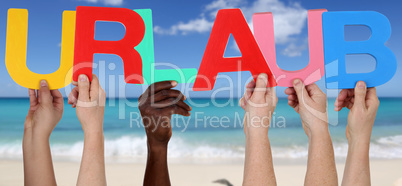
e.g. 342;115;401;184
293;79;301;87
40;80;47;87
258;73;267;80
358;81;365;89
79;75;88;82
171;81;178;87
183;95;187;100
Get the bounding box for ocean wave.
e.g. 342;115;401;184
1;135;401;161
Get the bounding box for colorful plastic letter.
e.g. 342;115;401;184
73;6;145;84
134;9;198;84
323;11;397;89
193;9;276;91
253;9;327;87
5;9;75;90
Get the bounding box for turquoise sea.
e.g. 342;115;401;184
0;98;401;163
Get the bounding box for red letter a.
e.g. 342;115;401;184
193;9;276;91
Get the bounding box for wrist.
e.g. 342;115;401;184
246;134;269;145
83;130;104;139
24;127;51;141
308;127;330;141
348;137;371;148
147;141;168;153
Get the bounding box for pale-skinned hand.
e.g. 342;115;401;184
285;79;328;138
239;73;277;138
68;74;106;134
25;80;64;138
334;81;379;143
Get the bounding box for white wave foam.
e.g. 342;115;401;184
1;135;401;161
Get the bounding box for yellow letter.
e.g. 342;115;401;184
5;9;76;90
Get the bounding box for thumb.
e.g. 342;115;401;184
293;79;311;106
354;81;367;109
78;74;90;102
38;80;52;106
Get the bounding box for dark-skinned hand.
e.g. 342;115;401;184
138;81;191;146
139;81;191;186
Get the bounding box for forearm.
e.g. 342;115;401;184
243;122;276;186
342;139;371;186
144;142;170;186
77;130;106;186
23;129;57;186
305;127;338;186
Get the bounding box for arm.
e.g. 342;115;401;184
240;73;277;186
285;79;338;186
23;80;64;186
335;81;379;186
138;81;191;186
68;75;107;186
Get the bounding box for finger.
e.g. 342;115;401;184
266;86;277;105
90;75;100;101
151;89;186;103
292;79;311;105
288;100;297;108
163;105;191;117
245;80;256;100
145;81;177;96
38;80;52;106
366;87;379;108
153;98;192;111
239;97;246;109
68;87;79;106
335;89;349;107
51;90;64;107
78;74;90;102
251;73;268;99
285;87;295;95
354;81;367;109
306;83;324;97
265;78;276;98
246;79;256;88
288;94;297;101
28;89;38;106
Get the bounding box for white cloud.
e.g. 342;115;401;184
154;17;214;35
154;0;308;56
80;0;124;6
281;42;307;57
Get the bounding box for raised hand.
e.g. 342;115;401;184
68;74;107;186
285;79;328;137
23;80;64;186
139;81;191;186
335;81;379;143
239;73;277;186
335;81;379;186
285;79;338;186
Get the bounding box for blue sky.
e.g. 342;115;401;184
0;0;401;98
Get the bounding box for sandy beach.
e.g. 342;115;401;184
1;159;401;186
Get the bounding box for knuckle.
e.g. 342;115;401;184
143;107;153;115
160;90;168;96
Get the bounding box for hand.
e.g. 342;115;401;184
25;80;64;138
68;74;106;134
334;81;379;143
285;79;328;138
138;81;191;147
23;80;62;186
239;73;277;138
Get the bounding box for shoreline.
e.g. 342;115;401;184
1;159;401;185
